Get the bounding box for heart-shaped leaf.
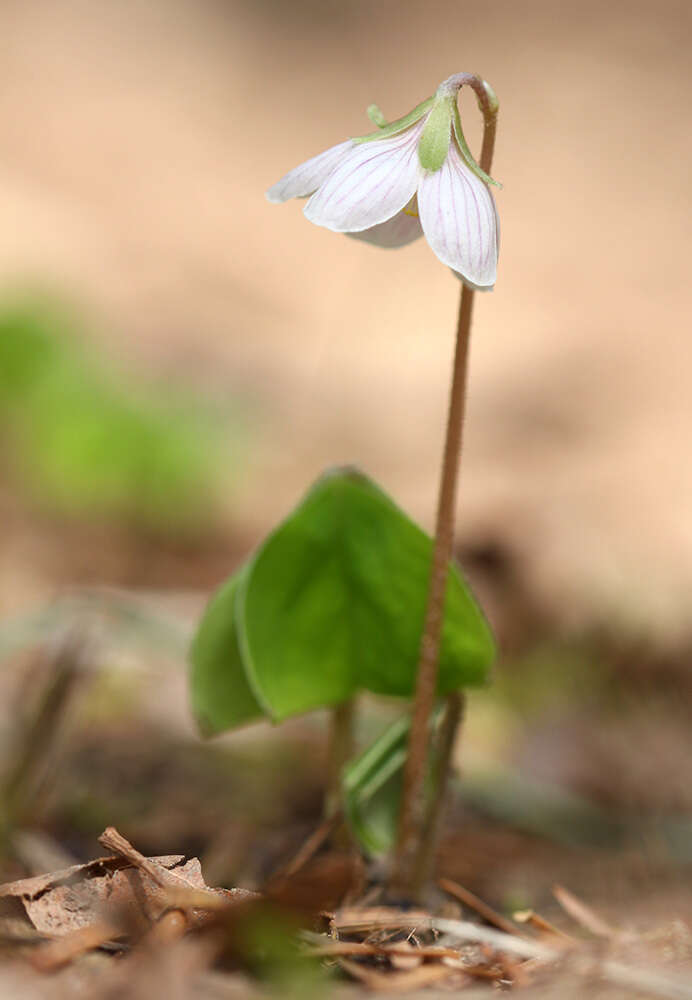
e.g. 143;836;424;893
190;468;495;732
189;570;265;735
238;469;494;720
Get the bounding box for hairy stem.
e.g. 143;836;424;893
392;77;498;894
392;286;474;889
412;691;466;894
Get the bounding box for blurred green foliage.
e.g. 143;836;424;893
238;908;327;992
0;302;237;534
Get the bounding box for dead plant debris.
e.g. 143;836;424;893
0;826;691;998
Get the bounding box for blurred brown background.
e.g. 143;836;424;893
2;0;691;640
1;0;692;915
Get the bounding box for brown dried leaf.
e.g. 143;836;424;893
0;854;208;937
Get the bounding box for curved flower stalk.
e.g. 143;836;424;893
266;74;500;290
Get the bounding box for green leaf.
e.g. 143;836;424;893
237;468;494;722
189;570;266;735
343;715;410;855
343;709;442;856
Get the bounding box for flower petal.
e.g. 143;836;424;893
417;138;499;289
449;265;499;292
304;124;423;233
346;200;423;248
266;140;354;203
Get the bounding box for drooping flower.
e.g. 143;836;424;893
266;74;500;291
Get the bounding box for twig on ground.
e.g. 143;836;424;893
553;883;619;938
30;920;121;973
513;907;576;940
301;936;462;959
438;877;525;938
435;916;692;1000
272;814;340;883
329;911;692;999
338;957;458;992
332;907;431;934
97;827;221;906
433;917;557;960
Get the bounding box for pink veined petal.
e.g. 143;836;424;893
304;123;424;233
448;266;499;292
265;139;354;203
346;199;423;249
417;138;499;290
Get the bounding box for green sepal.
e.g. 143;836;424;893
366;104;388;128
352;97;434;144
418;97;453;172
453;105;502;188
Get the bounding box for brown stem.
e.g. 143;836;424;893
412;691;465;894
392;288;474;889
391;76;498;894
325;698;355;848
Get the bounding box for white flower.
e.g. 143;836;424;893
266;75;500;291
